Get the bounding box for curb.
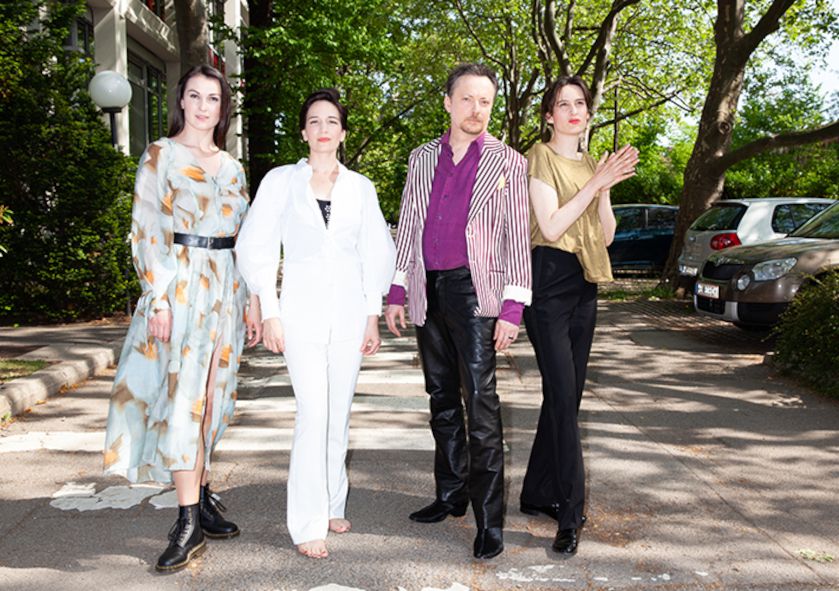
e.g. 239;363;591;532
0;343;121;418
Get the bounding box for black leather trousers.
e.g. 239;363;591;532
415;268;504;529
521;247;596;530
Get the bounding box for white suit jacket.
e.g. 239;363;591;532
235;160;396;343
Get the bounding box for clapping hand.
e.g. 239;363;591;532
593;145;639;191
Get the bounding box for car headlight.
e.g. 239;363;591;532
751;257;797;281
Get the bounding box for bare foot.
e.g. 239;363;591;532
297;539;328;559
329;518;351;534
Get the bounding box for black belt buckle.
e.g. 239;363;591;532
174;233;235;250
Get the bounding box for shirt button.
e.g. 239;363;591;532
437;215;443;220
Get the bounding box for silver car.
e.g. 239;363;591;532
694;201;839;329
678;197;834;278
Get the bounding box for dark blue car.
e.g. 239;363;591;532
608;204;679;272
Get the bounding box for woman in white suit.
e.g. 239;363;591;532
235;89;396;558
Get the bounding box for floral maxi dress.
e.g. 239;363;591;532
103;137;249;483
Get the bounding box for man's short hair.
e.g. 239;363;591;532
445;63;499;97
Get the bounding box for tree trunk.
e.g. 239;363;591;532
243;0;275;197
661;0;805;286
172;0;210;75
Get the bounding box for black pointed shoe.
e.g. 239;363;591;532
473;527;504;559
199;485;240;539
156;503;206;572
552;526;580;556
409;499;468;523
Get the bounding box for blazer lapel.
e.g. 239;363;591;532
468;135;506;224
413;139;441;229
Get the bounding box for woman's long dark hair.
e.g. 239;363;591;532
167;65;232;149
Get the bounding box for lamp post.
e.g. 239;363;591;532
88;70;132;147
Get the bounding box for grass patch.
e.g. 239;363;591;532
0;359;48;383
599;283;677;302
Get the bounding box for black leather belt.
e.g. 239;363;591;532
174;233;236;250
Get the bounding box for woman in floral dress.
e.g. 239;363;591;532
103;65;259;571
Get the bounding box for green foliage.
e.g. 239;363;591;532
0;0;137;323
773;272;839;398
725;64;839;199
0;205;11;256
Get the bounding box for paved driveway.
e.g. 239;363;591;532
1;301;837;590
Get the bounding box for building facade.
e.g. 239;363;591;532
73;0;248;159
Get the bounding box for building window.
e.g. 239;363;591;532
144;0;165;20
127;54;167;157
207;0;226;74
65;10;94;57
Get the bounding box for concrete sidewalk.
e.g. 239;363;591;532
1;302;837;590
0;320;128;418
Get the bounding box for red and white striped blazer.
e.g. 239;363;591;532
392;134;532;327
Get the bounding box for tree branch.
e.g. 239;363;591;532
576;0;640;76
346;95;432;167
563;0;576;48
718;119;839;171
739;0;796;56
531;0;552;80
544;0;571;75
451;0;507;72
591;91;683;130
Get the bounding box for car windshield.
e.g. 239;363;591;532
791;203;839;239
690;203;746;231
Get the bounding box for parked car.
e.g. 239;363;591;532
678;197;834;279
694;201;839;329
609;204;678;272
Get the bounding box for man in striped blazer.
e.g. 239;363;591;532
384;63;531;560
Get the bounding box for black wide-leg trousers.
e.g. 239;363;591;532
415;267;504;529
521;246;596;530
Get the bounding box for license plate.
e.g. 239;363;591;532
679;264;698;277
696;282;719;299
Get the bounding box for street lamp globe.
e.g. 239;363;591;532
88;70;132;113
88;70;132;147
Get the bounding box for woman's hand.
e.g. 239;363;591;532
148;309;173;342
262;317;285;353
246;294;262;347
360;315;382;356
591;144;639;192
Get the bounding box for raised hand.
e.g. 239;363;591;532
592;144;639;192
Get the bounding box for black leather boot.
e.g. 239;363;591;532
156;504;205;572
199;485;240;539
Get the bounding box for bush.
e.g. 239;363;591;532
773;272;839;398
0;0;138;323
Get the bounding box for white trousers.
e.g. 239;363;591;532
283;336;363;544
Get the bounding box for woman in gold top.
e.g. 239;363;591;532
520;76;638;556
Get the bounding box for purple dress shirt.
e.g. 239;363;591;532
387;130;523;326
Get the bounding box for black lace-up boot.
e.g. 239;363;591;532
155;503;205;571
199;485;240;539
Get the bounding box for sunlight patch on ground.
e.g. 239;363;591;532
50;482;166;511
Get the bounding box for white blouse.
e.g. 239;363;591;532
235;160;396;343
